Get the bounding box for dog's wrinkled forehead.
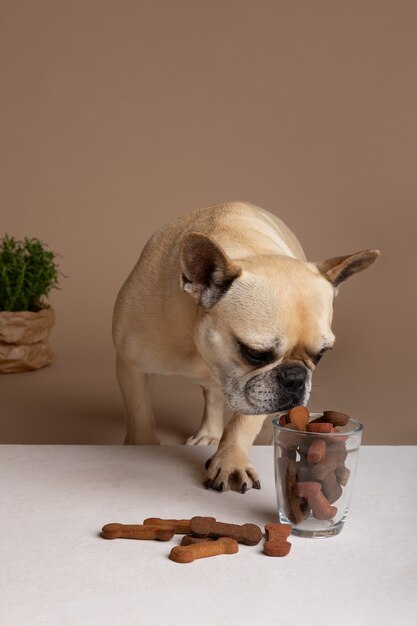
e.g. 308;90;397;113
212;256;335;350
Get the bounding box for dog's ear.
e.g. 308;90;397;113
180;232;242;308
315;249;380;289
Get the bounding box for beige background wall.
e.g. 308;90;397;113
1;0;416;445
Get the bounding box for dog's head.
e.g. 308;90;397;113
180;232;380;414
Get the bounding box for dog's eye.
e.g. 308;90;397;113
238;342;274;366
315;347;330;364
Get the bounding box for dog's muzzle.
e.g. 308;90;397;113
244;365;308;413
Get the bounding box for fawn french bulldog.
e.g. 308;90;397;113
112;201;379;492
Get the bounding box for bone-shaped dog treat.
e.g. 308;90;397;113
287;495;309;524
190;516;263;545
306;422;333;433
325;427;349;446
310;410;350;427
278;457;297;490
169;537;239;563
322;410;350;426
295;463;312;482
310;452;340;480
143;518;194;534
264;523;292;557
278;458;310;524
326;441;348;466
307;438;327;463
181;535;215;546
335;465;351;486
320;471;343;504
279;413;289;426
296;482;337;520
101;523;174;541
288;406;309;431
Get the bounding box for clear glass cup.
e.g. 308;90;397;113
272;413;364;538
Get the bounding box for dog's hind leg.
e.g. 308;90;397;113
185;386;225;446
115;353;160;445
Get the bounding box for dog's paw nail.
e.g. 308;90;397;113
253;480;261;490
241;482;247;494
205;457;212;470
216;481;225;492
204;479;212;490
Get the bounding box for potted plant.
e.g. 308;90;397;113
0;235;61;373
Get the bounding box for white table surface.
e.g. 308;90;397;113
1;445;416;626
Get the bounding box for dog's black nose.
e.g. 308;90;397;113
276;366;306;391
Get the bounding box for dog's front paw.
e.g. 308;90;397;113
204;445;261;493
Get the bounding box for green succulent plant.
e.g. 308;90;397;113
0;235;61;312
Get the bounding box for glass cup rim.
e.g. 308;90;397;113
272;412;364;437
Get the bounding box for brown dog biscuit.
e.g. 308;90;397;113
143;518;195;534
190;516;263;546
101;523;175;541
326;427;349;445
307;438;327;464
288;406;309;431
287;495;310;524
310;410;350;427
322;410;350;427
264;523;292;557
326;441;348;466
180;535;215;546
320;472;343;504
278;456;297;494
335;465;351;486
306;422;333;433
278;413;289;426
310;450;342;480
169;537;239;563
295;462;313;482
296;482;337;520
278;458;310;524
265;523;291;539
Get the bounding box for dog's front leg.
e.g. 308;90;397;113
204;412;267;493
